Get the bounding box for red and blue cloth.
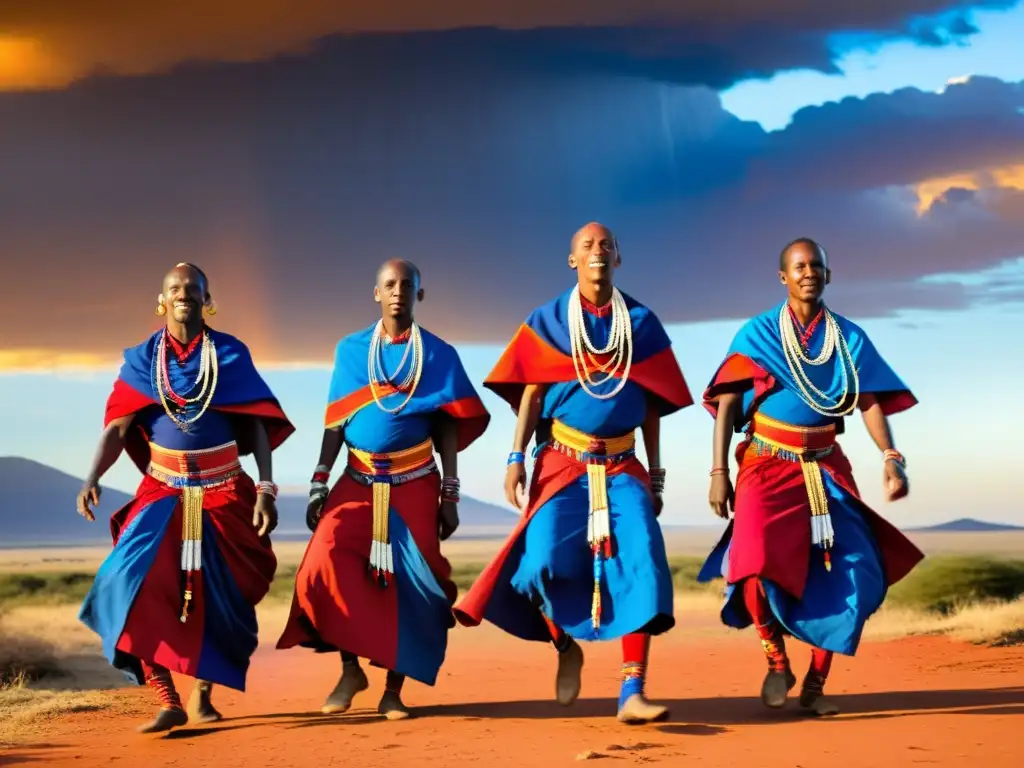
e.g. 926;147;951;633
276;324;490;686
697;303;924;655
454;289;694;642
79;328;293;691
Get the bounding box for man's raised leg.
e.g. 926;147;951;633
187;679;222;724
800;648;840;716
378;670;412;720
322;650;369;714
137;661;188;733
616;632;669;724
542;612;584;706
742;577;797;707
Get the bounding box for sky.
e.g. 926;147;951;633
2;0;1023;527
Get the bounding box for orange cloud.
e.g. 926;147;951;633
0;34;75;90
914;163;1024;214
0;1;993;90
0;349;120;373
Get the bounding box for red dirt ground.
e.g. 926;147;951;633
4;626;1022;768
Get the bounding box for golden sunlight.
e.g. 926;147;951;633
0;35;73;90
914;163;1024;215
0;350;118;373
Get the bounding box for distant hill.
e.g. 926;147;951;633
912;518;1024;533
0;456;518;547
0;456;134;546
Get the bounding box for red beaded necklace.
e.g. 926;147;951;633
579;294;613;318
787;306;824;350
160;328;206;407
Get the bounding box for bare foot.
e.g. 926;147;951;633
136;707;188;734
188;681;222;724
616;694;669;724
556;638;584;706
377;691;412;720
761;667;797;709
322;663;369;714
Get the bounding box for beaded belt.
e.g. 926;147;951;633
346;438;436;588
146;441;242;623
749;413;838;571
549;420;637;630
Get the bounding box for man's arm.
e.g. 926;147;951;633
504;384;546;509
858;393;896;452
712;393;741;471
77;415;133;520
314;426;346;473
249;418;274;484
641;400;661;469
84;416;133;486
511;384;547;455
432;415;459;480
641;400;666;511
708;392;741;519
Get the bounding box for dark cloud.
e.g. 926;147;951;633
1;1;1016;90
0;39;1022;364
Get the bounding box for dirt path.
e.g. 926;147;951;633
5;626;1022;768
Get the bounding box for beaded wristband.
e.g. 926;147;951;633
649;467;666;494
256;481;278;499
441;477;461;503
883;449;906;468
507;451;526;466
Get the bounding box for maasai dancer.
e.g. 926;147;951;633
276;259;490;720
454;222;694;724
77;263;294;734
697;238;924;716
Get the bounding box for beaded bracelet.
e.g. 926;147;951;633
441;477;461;503
507;451;526;466
256;481;278;499
649;467;666;495
883;449;907;468
709;467;730;477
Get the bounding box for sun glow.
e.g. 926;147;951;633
913;164;1024;214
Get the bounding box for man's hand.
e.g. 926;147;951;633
708;474;734;520
76;479;101;522
253;493;278;538
884;460;909;502
504;462;528;511
652;493;664;518
439;500;459;541
306;496;326;532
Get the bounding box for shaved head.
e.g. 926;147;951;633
376;258;421;288
779;237;827;271
164;262;209;293
374;258;423;323
571;221;617;253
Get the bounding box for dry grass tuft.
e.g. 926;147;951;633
865;597;1024;646
0;606;129;747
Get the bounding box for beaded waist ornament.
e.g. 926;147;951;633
550;420;636;629
146;441;243;622
773;302;862;573
749;413;839;571
346;438;436;588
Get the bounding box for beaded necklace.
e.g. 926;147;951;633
154;328;219;430
778;303;859;417
567;285;633;400
367;321;424;414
